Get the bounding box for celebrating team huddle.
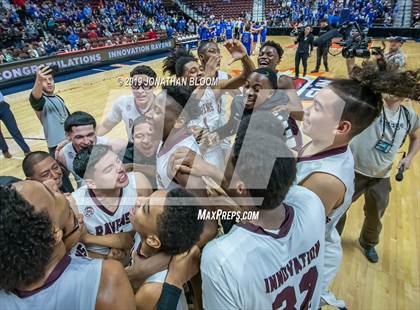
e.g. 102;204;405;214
0;35;419;310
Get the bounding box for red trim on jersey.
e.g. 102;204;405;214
297;142;348;163
157;130;193;158
88;188;124;216
14;255;72;298
237;204;294;238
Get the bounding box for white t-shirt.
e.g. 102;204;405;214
106;95;153;140
201;186;325;310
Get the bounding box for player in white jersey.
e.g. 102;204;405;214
57;111;125;187
72;144;152;258
0;181;136;310
297;74;388;307
129;188;203;310
146;85;203;190
172;112;326;309
97;65;157;140
162;41;254;169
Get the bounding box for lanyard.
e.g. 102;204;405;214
380;106;402;146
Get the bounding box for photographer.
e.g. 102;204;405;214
311;19;330;73
337;56;420;263
292;25;314;78
384;36;406;69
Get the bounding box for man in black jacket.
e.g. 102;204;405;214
312;19;331;73
293;26;314;78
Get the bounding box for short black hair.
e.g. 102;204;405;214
73;144;112;179
163;48;197;76
162;85;201;121
64;111;96;133
261;40;284;59
0;186;55;292
22;151;52;177
157;188;204;255
130;65;157;79
253;68;279;89
329;79;383;137
233;112;296;209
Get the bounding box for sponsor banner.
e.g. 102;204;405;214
279;70;333;101
0;39;174;86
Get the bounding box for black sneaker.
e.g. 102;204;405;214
311;69;319;73
2;151;12;158
359;240;379;263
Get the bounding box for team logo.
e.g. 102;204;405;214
127;104;132;111
84;206;94;217
129;118;133;129
68;152;75;159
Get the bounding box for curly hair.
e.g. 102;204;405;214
0;186;55;292
261;40;284;59
163;48;197;77
157;188;204;255
233;112;296;209
331;60;420;137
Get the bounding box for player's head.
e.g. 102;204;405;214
0;185;55;292
132;116;159;158
129;188;203;255
243;68;278;110
258;40;284;69
146;85;198;139
130;65;157;105
197;41;221;68
320;18;328;27
23;151;63;189
73;144;128;189
303;61;420;143
163;48;202;78
224;112;296;209
64;111;97;153
245;24;251;31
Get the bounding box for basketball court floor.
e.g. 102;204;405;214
1;36;419;309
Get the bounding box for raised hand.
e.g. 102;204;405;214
36;65;53;82
166;245;201;288
224;39;247;65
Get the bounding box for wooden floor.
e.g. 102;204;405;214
1;37;419;309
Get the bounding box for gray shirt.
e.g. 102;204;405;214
29;93;69;148
384;49;406;69
350;105;419;178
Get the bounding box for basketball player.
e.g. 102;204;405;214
72;144;152;259
22;151;67;192
123;116;160;189
97;65;157;140
251;22;261;54
241;24;252;56
57;111;125;187
295;60;417;307
130;188;204;309
145;85;202;190
173;112;326;309
0;181;136;309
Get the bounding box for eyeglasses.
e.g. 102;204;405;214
131;82;153;90
63;211;80;240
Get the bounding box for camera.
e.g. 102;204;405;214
315;22;374;58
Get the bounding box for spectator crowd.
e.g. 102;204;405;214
0;0;198;64
267;0;396;27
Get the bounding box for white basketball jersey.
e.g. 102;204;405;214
188;87;226;168
62;136;108;187
201;186;325;310
295;144;355;238
217;70;232;152
0;255;102;310
72;172;137;255
69;242;89;258
156;132;200;189
107;95;153;140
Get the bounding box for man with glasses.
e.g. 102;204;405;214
97;65;157;141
